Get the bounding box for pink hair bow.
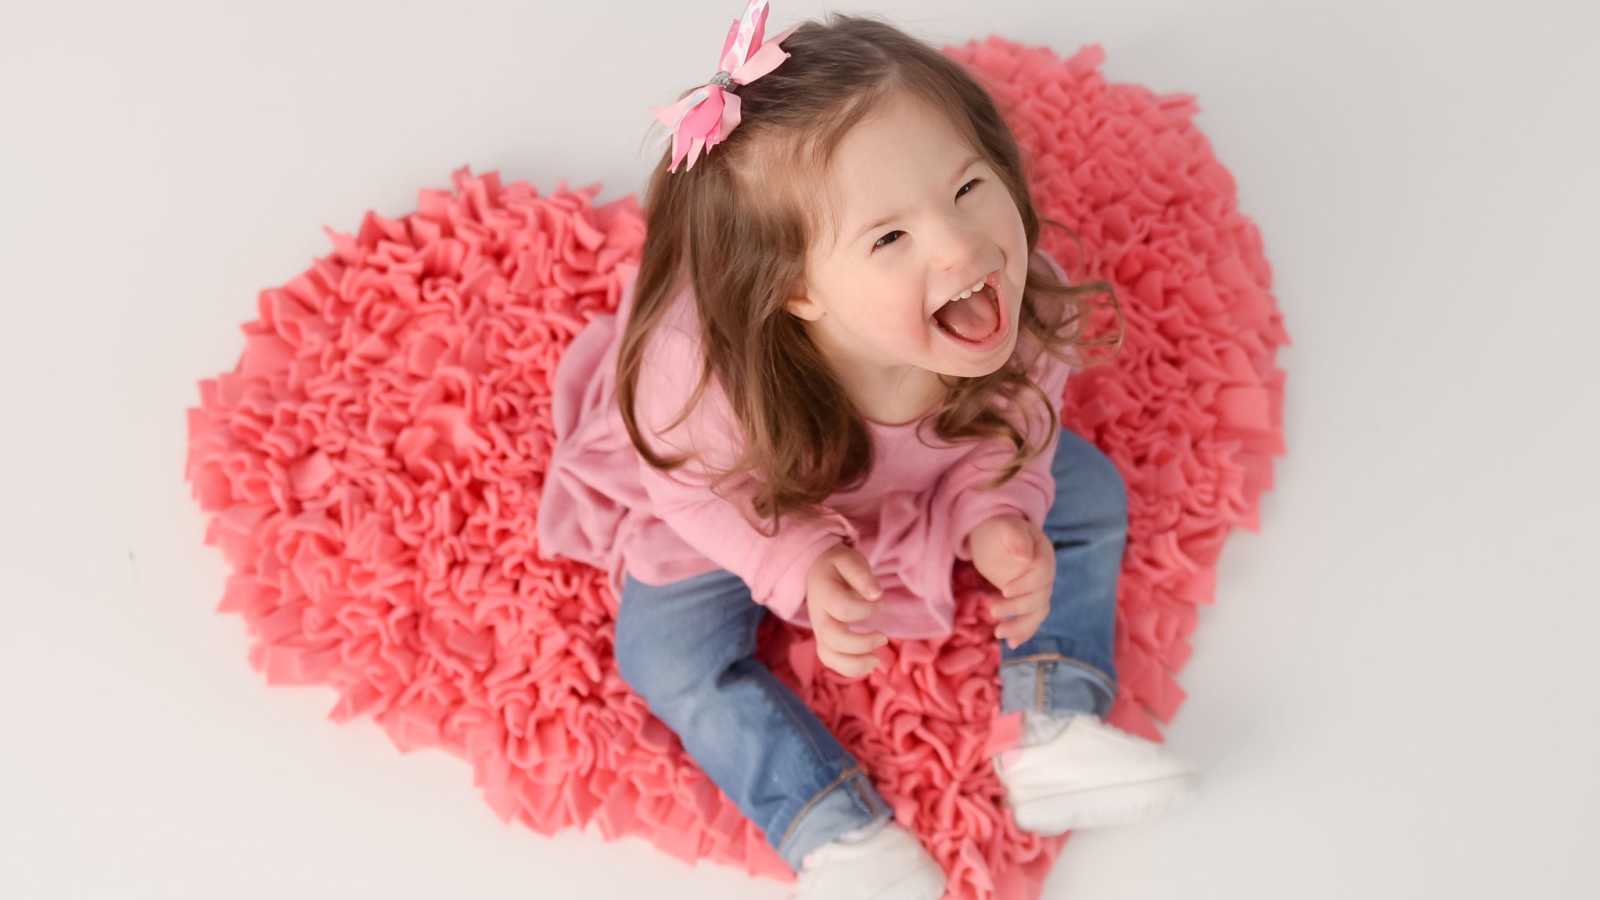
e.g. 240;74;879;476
650;0;798;173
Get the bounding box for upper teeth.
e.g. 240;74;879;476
947;277;987;304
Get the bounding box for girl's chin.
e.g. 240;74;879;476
929;336;1015;378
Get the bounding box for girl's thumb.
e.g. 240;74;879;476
1007;528;1032;558
840;556;883;600
856;576;884;601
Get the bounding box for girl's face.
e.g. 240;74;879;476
787;92;1029;397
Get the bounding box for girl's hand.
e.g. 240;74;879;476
967;514;1054;648
805;543;889;678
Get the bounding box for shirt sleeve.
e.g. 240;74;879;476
631;321;857;628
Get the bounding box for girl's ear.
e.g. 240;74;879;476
785;293;825;322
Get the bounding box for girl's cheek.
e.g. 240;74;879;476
905;308;933;345
867;302;915;343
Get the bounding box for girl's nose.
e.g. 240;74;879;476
933;216;986;275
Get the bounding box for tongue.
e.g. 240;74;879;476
933;287;998;341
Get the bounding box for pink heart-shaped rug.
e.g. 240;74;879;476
185;38;1287;900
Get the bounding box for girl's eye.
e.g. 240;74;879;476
870;178;983;252
872;230;904;250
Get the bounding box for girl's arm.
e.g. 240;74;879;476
636;453;856;628
633;323;857;628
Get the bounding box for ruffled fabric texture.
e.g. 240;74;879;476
183;38;1287;900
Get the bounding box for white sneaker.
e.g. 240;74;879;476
793;818;947;900
993;712;1198;834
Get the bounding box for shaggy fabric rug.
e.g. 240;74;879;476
184;38;1287;900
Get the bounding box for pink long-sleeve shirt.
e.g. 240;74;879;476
536;249;1074;639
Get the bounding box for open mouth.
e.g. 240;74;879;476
931;270;1005;348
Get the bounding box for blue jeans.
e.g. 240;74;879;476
613;426;1126;871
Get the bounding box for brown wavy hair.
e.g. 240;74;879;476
616;13;1123;537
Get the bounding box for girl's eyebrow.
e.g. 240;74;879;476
843;152;984;245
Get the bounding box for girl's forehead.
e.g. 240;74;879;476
815;103;976;255
833;97;967;178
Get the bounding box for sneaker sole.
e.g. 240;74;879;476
1013;772;1195;834
797;838;948;900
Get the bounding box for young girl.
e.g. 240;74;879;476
537;5;1196;897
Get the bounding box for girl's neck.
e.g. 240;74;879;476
844;365;948;428
797;315;948;427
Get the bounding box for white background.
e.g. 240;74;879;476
3;1;1597;898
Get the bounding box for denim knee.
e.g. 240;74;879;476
615;595;697;708
613;573;757;712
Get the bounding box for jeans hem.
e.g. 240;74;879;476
774;765;891;872
999;652;1117;718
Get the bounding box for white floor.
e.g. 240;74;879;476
3;2;1596;898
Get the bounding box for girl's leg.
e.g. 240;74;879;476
998;426;1126;720
614;567;892;872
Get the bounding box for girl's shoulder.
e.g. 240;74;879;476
630;279;744;469
636;276;716;401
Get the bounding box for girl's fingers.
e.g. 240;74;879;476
818;643;881;678
995;602;1049;644
833;552;884;601
988;594;1043;620
822;586;879;623
1001;542;1054;598
998;608;1049;643
1001;576;1050;601
815;610;888;654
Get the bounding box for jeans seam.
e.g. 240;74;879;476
776;764;867;854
